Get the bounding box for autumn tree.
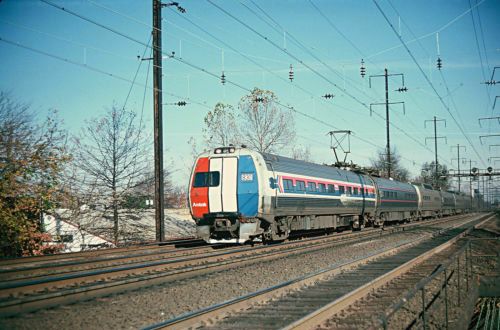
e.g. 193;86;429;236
72;106;150;244
203;103;240;147
370;148;410;182
238;88;295;153
0;92;70;257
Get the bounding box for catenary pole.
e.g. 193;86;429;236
153;0;165;242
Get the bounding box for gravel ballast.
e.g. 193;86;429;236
0;216;486;330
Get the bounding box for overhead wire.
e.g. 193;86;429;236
366;0;487;60
0;18;136;62
208;0;440;163
372;0;486;168
59;0;395;156
39;0;427;167
386;0;466;167
468;0;493;116
308;0;440;163
0;36;211;110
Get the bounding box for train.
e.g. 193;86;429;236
188;146;474;244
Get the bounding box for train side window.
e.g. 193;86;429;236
353;187;358;195
308;182;317;192
339;186;345;194
318;183;326;193
283;179;294;191
296;180;306;191
346;187;352;195
327;184;335;193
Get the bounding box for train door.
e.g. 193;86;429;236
209;157;238;213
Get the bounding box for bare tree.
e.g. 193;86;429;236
370;147;410;182
72;106;149;244
203;102;240;147
291;145;311;162
415;161;450;190
238;88;295;153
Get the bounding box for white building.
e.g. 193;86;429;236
43;212;115;253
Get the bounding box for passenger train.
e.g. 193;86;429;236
189;146;473;244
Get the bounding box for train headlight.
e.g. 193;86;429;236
214;147;236;154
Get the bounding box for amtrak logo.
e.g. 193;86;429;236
192;202;207;207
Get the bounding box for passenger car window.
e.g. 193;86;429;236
308;182;317;192
327;184;335;193
283;179;294;191
318;183;326;193
339;186;345;194
296;180;306;191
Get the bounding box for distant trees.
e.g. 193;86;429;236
415;161;450;190
370;148;410;182
72;106;150;244
291;145;311;162
202;88;296;153
0;92;70;257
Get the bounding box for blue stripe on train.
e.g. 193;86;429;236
237;155;259;217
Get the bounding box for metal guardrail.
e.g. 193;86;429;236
376;237;499;329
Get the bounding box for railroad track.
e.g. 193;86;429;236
0;213;478;318
0;214;470;280
0;237;204;270
145;213;494;330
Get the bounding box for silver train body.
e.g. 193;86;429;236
188;147;473;244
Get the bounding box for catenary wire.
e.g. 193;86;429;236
39;0;428;166
372;0;486;168
207;0;442;163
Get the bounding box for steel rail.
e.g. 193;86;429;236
0;213;470;279
143;213;490;330
0;237;202;267
0;215;466;317
283;214;494;330
0;214;465;292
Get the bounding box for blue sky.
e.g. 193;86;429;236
1;0;499;196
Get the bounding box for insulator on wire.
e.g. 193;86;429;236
322;93;335;99
395;87;408;93
254;97;264;103
360;59;366;78
289;64;294;82
176;101;187;106
437;57;442;70
484;80;498;85
221;71;226;85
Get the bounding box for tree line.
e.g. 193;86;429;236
0;89;450;257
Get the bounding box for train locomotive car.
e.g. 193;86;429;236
189;147;378;243
188;146;471;244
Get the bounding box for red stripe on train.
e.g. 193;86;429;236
190;157;209;219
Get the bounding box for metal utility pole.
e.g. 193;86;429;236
369;69;407;178
425;116;446;187
451;144;466;192
153;0;165;242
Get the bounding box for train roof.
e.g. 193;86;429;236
261;152;373;184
